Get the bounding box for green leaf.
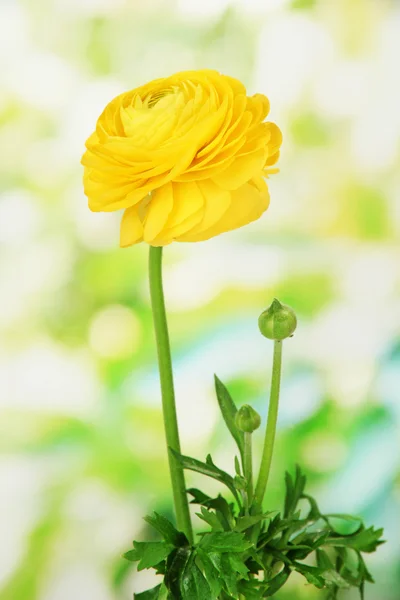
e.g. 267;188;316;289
134;584;162;599
324;513;363;535
189;491;236;531
234;513;272;532
301;492;321;521
196;547;223;598
205;552;239;597
292;562;325;588
228;553;250;579
316;549;334;571
188;488;212;505
234;474;246;491
322;570;351;588
124;548;141;562
214;375;245;459
164;547;191;599
197;507;225;532
234;456;242;476
220;553;238;597
325;526;384;553
199;531;252;553
205;496;236;531
358;553;374;584
263;568;291;596
170;448;241;504
239;579;263;599
144;512;188;547
125;541;174;571
284;466;306;518
157;583;169;600
180;554;212;600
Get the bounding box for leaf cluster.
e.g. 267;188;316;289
125;467;384;599
125;377;384;599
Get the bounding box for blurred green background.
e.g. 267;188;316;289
1;0;399;598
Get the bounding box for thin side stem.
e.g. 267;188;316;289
253;340;283;511
243;432;253;509
148;246;193;543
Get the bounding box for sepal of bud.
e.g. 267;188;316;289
258;298;297;341
235;404;261;433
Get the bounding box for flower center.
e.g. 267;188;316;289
147;88;174;108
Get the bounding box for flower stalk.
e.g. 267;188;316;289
243;432;253;507
253;339;283;511
148;246;193;543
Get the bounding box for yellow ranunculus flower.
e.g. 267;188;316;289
82;69;282;247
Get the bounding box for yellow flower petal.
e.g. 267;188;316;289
152;181;205;245
143;184;174;243
176;180;231;240
178;177;269;242
211;148;267;190
120;206;143;247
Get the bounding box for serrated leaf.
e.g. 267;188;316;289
247;548;267;572
206;496;236;530
144;512;187;547
235;513;272;532
322;569;351;588
127;541;173;571
284;465;306;518
263;568;291;596
229;553;250;579
288;531;329;557
180;554;212;600
197;507;224;532
205;552;238;597
196;547;223;598
316;549;334;571
293;562;325;588
124;548;141;562
187;488;212;505
239;579;263;599
214;375;245;460
220;553;239;597
170;448;240;503
134;584;162;599
358;553;374;584
200;531;252;553
164;547;191;599
325;526;384;553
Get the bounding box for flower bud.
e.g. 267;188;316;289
258;298;297;341
235;404;261;433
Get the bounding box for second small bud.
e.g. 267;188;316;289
235;404;261;433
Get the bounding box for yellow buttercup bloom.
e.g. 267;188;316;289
82;69;282;247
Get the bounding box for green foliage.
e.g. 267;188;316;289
125;467;384;599
169;448;241;503
214;376;245;460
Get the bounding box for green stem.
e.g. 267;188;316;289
243;432;253;509
148;246;193;544
253;340;283;511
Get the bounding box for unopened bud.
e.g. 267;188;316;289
235;404;261;433
258;298;297;341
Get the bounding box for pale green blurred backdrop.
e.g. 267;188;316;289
1;0;399;598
